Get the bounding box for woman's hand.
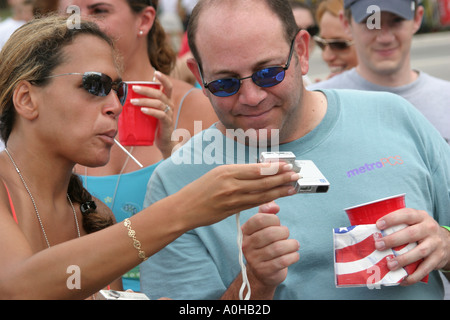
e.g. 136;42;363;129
174;162;300;228
130;71;177;158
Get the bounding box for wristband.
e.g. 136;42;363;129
441;226;450;272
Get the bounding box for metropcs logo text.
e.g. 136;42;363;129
347;156;403;178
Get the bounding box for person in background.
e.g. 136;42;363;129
158;0;184;53
289;1;317;53
308;0;450;144
32;0;59;16
180;0;197;29
0;0;34;51
171;32;198;86
57;0;218;291
314;0;358;79
288;0;317;85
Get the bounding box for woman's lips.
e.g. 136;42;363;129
98;129;117;145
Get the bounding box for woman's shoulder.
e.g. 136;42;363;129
170;76;203;99
164;75;217;134
169;76;216;119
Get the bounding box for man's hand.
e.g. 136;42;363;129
240;201;300;297
375;208;450;285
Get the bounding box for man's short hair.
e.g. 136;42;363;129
187;0;299;71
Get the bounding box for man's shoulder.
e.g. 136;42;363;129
321;88;421;125
320;87;407;104
419;72;450;89
307;69;359;90
153;126;220;177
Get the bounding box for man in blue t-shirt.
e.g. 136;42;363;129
140;0;450;299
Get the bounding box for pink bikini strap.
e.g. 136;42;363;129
2;181;18;224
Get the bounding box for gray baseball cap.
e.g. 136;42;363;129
344;0;416;23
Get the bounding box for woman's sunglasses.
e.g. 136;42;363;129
200;35;297;97
38;72;128;105
313;36;354;51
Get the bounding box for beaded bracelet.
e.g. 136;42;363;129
123;218;148;262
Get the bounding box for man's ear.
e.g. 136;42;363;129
187;58;208;96
412;5;424;35
295;30;310;76
340;10;352;37
13;81;39;120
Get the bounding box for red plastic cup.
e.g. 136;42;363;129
345;194;428;283
118;82;161;146
344;194;405;225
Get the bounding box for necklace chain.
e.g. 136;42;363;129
4;148;80;248
83;146;134;211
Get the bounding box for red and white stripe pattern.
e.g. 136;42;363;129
333;224;414;287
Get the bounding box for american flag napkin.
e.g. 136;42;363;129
333;224;426;287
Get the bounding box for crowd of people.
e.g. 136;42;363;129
0;0;449;300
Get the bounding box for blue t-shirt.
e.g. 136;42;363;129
140;89;450;299
83;162;161;291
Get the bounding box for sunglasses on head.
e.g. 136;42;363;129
39;72;128;105
305;25;319;37
313;36;354;51
200;35;297;97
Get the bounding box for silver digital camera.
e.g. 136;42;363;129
259;152;329;193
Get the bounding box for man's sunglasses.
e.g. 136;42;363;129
313;36;354;51
37;72;128;105
200;35;297;97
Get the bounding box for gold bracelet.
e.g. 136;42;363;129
123;218;148;261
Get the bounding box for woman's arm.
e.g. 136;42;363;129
0;163;298;299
